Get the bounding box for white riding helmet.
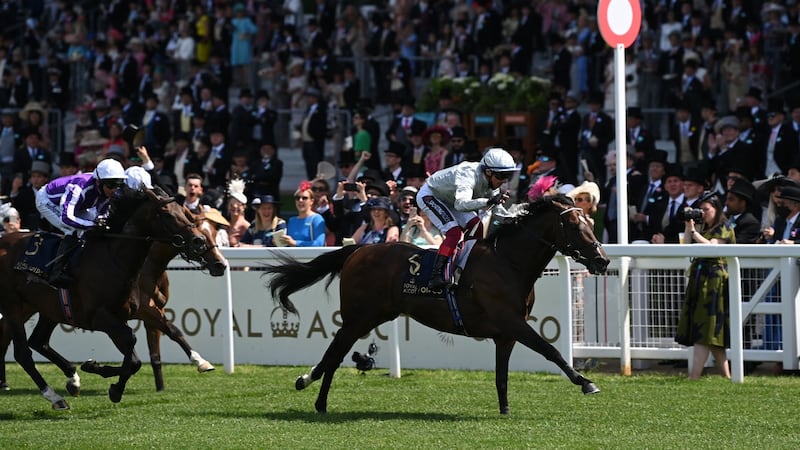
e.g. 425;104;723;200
124;166;153;191
93;159;127;181
480;148;519;172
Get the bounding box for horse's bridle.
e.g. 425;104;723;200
519;206;603;265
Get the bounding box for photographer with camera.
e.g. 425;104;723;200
675;191;735;380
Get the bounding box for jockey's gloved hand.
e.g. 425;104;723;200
487;190;510;206
94;216;109;230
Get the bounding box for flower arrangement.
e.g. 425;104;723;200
418;74;552;113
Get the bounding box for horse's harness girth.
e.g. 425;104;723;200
58;288;77;326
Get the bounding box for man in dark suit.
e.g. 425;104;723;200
535;93;563;156
13;129;51;181
206;90;231;141
650;163;685;244
550;35;572;91
386;98;426;150
381;141;406;187
300;87;327;181
248;141;283;198
602;150;645;243
365;13;396;103
229;88;258;152
11;159;50;230
709;115;754;188
763;99;799;178
631;149;669;242
725;178;761;244
173;87;196;136
555;92;582;185
444;126;481;168
769;186;800;244
671;101;702;165
744;87;769;136
627;106;656;173
140;93;172;158
114;45;139;100
472;0;502;63
342;65;361;112
581;92;614;185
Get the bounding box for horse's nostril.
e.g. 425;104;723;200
192;236;205;248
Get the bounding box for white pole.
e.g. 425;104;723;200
618;256;632;376
223;266;235;374
557;256;573;371
389;318;401;378
728;256;743;383
614;43;629;245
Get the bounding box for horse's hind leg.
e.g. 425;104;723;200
493;338;516;414
0;318;11;390
28;317;81;396
298;322;377;413
511;322;599;395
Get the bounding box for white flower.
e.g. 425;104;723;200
498;82;507;91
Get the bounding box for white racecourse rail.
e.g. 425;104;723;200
8;245;800;384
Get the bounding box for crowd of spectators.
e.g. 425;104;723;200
0;1;799;252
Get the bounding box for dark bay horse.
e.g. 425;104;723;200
0;210;224;393
265;195;609;414
0;188;226;410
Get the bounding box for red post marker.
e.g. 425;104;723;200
598;0;642;49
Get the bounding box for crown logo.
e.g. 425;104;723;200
270;307;300;338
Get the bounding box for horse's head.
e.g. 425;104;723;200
516;195;608;275
134;188;227;276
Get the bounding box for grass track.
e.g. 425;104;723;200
1;363;800;449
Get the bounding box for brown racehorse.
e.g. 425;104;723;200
264;195;610;414
0;209;224;393
0;187;226;410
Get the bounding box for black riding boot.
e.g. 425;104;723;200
48;233;78;287
428;254;450;290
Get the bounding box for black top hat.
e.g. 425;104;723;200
173;131;191;142
746;87;763;101
735;106;752;120
409;121;427;136
58;152;76;166
587;91;604;104
338;150;356;166
255;89;270;100
778;185;800;203
191;106;206;119
647;149;669;166
384;141;406;158
684;167;708;187
400;96;417;108
358;169;383;184
767;98;785;115
537;145;558;161
450;125;467;140
364;181;389;197
179;86;193;97
627;106;643;119
404;164;427;179
665;163;684;180
728;178;756;204
239;88;253;98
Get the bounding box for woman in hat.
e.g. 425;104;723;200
240;195;286;247
19;101;49;150
225;179;250;247
423;125;450;176
281;181;326;247
351;196;400;244
566;180;601;231
676;192;734;380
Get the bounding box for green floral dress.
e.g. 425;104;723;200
675;223;736;348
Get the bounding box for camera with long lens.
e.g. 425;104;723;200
678;206;703;221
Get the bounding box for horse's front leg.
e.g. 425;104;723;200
93;309;142;403
511;321;600;395
493;337;516;415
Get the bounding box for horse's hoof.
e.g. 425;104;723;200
51;399;70;411
108;383;123;403
0;381;9;391
65;381;80;397
582;382;600;395
295;375;308;391
499;406;510;415
81;359;99;373
196;361;215;373
315;402;327;414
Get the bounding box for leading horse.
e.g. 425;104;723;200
0;209;225;393
264;195;609;414
0;187;226;410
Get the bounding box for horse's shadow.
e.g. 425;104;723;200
185;409;465;423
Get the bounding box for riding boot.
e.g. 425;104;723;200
48;234;79;287
428;254;450;290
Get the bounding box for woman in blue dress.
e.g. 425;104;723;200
230;3;258;87
240;195;286;247
281;182;326;247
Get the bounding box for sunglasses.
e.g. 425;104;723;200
537;156;552;162
102;180;124;189
295;196;310;201
492;171;512;181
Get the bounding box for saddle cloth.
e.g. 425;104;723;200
400;240;478;297
13;232;65;278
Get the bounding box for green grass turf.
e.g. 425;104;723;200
1;363;799;449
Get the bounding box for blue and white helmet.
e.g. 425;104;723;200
480;148;519;172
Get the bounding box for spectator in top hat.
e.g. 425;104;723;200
554;91;581;185
530;146;567;186
763;98;798;179
13;128;51;183
671;100;702;165
725;178;761;244
627;106;656;173
404;120;429;176
252;90;278;150
300;87;328;181
382;141;406;187
11;159;50;230
229;88;257;152
651;163;686;244
172;86;196;136
763;185;800;244
696;98;718;161
444;125;480;168
709;115;752;188
631;149;668;242
386;97;426;150
581;91;614;185
743;86;769;135
141;93;171;158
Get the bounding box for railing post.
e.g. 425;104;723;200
619;256;632;375
782;257;800;370
556;255;573;371
728;256;743;383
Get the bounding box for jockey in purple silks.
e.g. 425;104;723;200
35;158;127;286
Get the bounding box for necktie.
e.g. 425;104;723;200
641;183;655;212
403;117;410;130
769;128;778;150
784;219;794;240
669;200;677;219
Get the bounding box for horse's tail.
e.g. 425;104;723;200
263;246;363;314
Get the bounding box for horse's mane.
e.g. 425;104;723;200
485;194;575;241
104;186;172;233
